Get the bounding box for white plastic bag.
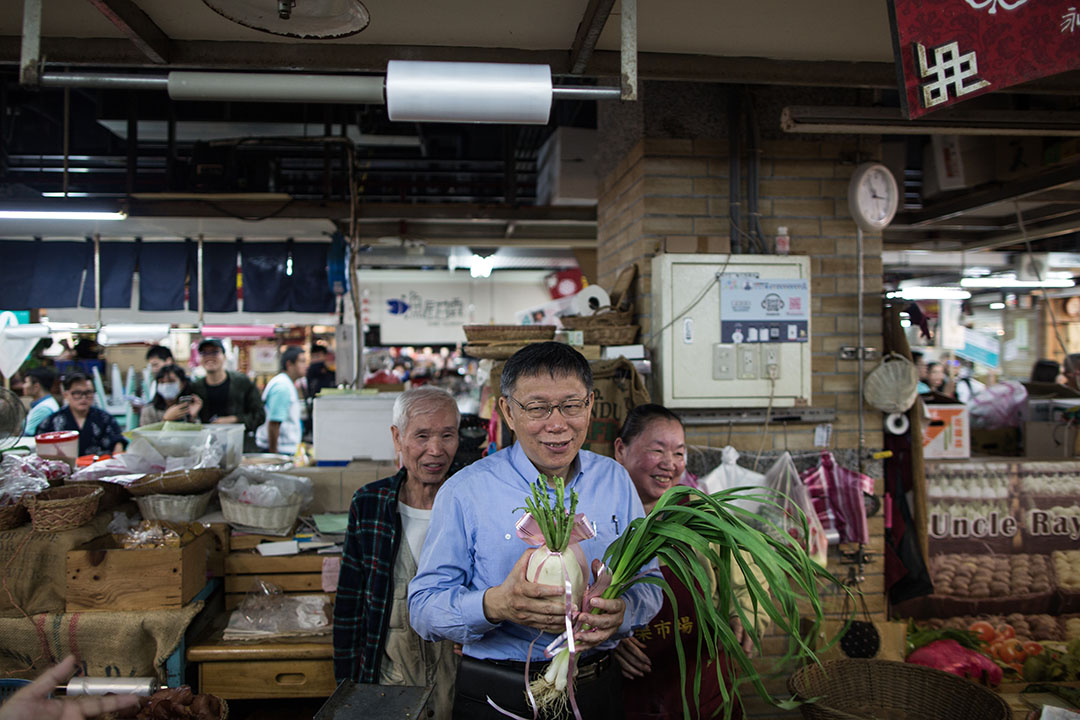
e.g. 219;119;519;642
757;452;828;566
700;446;767;512
219;467;314;509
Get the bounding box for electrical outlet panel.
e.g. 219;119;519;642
762;344;780;380
712;344;735;380
651;253;812;408
737;344;758;380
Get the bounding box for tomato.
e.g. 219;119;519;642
995;623;1016;641
997;638;1026;664
969;621;996;644
1022;641;1043;657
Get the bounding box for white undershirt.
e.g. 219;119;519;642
398;502;433;562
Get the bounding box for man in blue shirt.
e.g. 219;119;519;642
255;346;308;455
409;342;662;719
22;367;59;436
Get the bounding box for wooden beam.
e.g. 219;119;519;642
83;0;171;64
568;0;616;75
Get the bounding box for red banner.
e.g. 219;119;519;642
888;0;1080;119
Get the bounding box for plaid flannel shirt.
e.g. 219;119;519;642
332;467;406;683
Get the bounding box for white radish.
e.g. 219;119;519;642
526;545;584;609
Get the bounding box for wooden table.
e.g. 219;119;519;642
187;624;336;699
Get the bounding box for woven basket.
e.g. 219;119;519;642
23;485;103;532
864;353;919;414
127;468;225;497
220;494;302;533
135;489;215;523
560;307;633;330
788;659;1011;720
463;325;556;343
464;339;552;360
0;503;29;531
581;325;639;346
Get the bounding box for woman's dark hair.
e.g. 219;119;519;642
1031;359;1061;383
61;372;91;391
619;403;684;445
153;364;194;411
500;342;592;398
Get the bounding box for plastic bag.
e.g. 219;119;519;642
223;578;330;639
71;438;166;483
906;639;1002;686
219;467;314;509
800;451;875;545
969;380;1028;429
0;456;51;506
699;446;767;512
757;452;828;566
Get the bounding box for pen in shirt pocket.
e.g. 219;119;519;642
612;515;619;534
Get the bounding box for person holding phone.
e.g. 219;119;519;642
139;364;203;426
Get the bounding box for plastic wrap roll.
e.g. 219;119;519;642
97;324;170;345
386;61;552;124
65;677;159;696
885;412;910;435
569;286;611;317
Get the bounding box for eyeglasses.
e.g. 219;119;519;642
68;390;95;399
506;394;592;420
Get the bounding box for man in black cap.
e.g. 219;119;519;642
191;339;265;432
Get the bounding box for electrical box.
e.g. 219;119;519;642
651;254;812;409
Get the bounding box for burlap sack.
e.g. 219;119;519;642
583;358;651;459
0;601;203;679
0;510;114;618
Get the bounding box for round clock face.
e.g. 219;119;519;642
849;163;899;231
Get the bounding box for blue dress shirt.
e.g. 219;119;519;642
408;441;662;661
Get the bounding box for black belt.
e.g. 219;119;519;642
473;651;611;683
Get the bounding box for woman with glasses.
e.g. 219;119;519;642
37;372;127;455
139;364;203;426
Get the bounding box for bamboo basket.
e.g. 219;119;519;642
559;306;633;329
135;489;215;523
127;468;225;497
788;659;1010;720
220;493;302;533
23;485;103;532
463;325;556;343
0;503;29;531
581;325;639;346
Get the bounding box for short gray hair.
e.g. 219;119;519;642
392;387;460;432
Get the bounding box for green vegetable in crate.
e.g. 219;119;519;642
512;478;845;720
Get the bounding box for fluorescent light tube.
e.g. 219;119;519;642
989;302;1006;310
960;277;1075;289
887;287;971;301
0;210;127;221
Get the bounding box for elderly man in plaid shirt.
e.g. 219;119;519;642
333;387;461;718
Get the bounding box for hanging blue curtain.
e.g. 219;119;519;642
30;240;91;308
188;239;239;313
138;241;188;311
289;241;336;313
240;241;290;313
80;240;139;308
0;240;39;309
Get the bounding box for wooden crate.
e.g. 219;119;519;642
188;637;334;700
224;552;335;610
66;532;211;611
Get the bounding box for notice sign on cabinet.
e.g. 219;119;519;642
718;277;809;344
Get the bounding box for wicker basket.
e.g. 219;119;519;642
22;485;103;532
127;468;225;497
463;325;556;343
0;503;29;531
788;659;1011;720
580;325;639;346
559;307;633;329
135;489;215;523
220;494;302;533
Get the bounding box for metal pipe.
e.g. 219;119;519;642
197;234;205;330
168;71;385;104
728;89;742;254
93;233;101;331
620;0;638;100
62;87;70;197
857;226;866;472
40;73;168;90
552;86;621;101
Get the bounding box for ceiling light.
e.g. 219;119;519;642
202;0;370;39
0;210;127;221
469;254;495;279
960;277;1076;289
989;302;1006;310
887;287;972;301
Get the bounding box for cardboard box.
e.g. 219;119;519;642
922;404;970;459
661;236;731;254
287;461;396;513
66;531;211;611
1024;421;1077;459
